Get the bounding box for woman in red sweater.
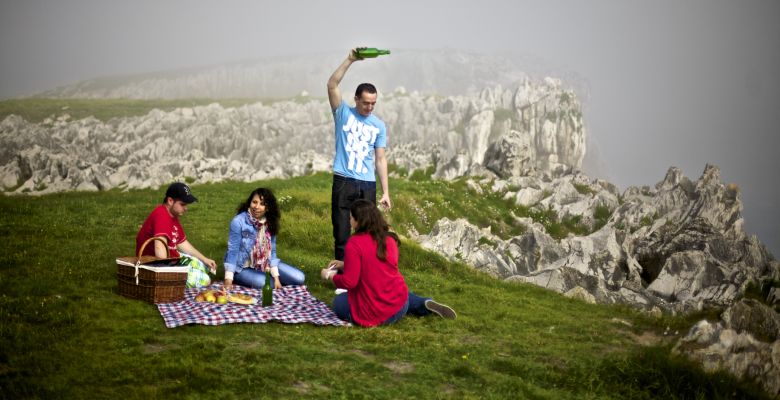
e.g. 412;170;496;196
321;199;456;326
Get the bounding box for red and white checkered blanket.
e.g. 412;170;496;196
157;284;350;328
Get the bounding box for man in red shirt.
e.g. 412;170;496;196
136;182;217;287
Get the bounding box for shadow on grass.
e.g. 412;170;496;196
558;345;771;400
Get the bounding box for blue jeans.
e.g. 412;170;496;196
333;291;432;326
332;175;377;261
233;261;305;289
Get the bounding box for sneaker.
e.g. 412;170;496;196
334;288;348;295
424;300;457;319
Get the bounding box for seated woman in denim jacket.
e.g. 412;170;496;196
223;188;305;290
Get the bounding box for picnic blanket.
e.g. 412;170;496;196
157;284;350;328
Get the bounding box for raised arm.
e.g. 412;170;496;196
327;49;361;111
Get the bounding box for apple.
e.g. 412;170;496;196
204;291;216;303
216;294;228;304
194;293;206;302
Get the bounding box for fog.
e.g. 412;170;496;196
1;0;779;255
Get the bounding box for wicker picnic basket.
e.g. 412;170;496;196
115;237;188;304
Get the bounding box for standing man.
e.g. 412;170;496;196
136;182;217;288
327;47;392;262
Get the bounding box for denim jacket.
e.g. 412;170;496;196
223;211;280;275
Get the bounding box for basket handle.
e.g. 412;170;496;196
137;236;171;259
132;236;173;285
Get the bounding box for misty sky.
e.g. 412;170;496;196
1;0;779;255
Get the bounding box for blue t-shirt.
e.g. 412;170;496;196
332;100;387;181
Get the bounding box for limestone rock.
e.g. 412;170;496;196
722;299;780;342
419;218;511;278
769;288;780;306
1;79;586;196
564;286;597;304
514;187;544;207
675;318;780;397
419;165;778;314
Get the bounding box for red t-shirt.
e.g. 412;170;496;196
135;204;185;258
333;233;408;327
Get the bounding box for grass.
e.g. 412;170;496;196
743;279;780;314
593;205;612;231
390;175;615;241
0;173;770;399
389;176;529;239
572;183;595;196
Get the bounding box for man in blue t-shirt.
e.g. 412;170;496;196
326;48;392;261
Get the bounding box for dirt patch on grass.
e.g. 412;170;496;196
628;331;666;346
459;335;483;345
291;381;310;394
239;341;264;351
142;343;176;354
348;348;375;360
384;361;415;374
610;318;672;347
439;383;458;396
291;380;332;395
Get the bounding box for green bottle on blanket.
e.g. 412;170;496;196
262;269;273;307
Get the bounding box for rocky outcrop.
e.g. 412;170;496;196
483;79;585;178
674;299;780;396
377;81;585;180
722;299;780;342
418;165;779;314
417;162;780;395
0;80;584;194
0;105;333;193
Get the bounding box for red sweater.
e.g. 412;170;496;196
333;233;408;327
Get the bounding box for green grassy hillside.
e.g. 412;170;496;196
0;173;767;399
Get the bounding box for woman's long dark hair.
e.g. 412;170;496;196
350;199;399;261
235;187;280;236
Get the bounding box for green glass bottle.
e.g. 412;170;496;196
262;269;273;307
354;47;390;59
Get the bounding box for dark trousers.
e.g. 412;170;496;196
331;174;376;260
333;291;433;326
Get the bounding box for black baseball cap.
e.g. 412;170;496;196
164;182;198;204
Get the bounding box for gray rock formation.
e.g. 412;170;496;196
0;80;584;195
722;299;780;342
0;104;333;193
674;299;780;396
418;165;779;314
417;163;780;395
385;79;585;180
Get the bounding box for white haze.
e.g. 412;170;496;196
1;0;779;255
